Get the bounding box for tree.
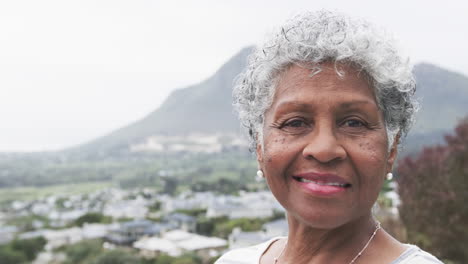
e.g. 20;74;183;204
397;118;468;264
172;253;202;264
64;239;103;264
0;246;27;264
90;250;141;264
154;254;176;264
162;178;179;195
74;212;112;227
9;236;46;261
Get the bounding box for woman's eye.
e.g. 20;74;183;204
285;119;306;127
277;118;310;133
343;119;366;128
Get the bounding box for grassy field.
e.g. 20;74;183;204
0;181;113;205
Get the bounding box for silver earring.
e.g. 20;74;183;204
257;170;264;178
386;172;393;181
256;170;264;181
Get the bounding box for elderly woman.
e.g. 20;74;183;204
216;11;443;264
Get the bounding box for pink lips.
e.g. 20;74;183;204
292;172;351;196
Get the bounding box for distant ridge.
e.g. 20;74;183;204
412;63;468;133
75;47;254;154
72;49;468;155
402;63;468;154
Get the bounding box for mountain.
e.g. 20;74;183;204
402;63;468;154
74;47;254;154
73;49;468;155
412;63;468;133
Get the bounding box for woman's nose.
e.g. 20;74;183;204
302;125;347;163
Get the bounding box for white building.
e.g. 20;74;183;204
103;197;148;219
133;229;227;260
206;191;284;219
228;219;288;249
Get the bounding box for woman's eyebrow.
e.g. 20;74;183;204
339;100;376;109
274;101;312;112
275;100;375;110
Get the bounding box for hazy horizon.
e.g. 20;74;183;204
1;0;467;152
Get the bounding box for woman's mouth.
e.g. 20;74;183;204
293;176;351;188
292;173;351;196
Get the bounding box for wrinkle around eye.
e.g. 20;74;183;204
343;119;366;128
285;119;308;127
278;118;312;134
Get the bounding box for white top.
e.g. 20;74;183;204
215;237;444;264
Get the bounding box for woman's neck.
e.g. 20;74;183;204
280;214;378;264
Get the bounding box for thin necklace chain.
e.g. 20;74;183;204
274;221;381;264
274;240;287;264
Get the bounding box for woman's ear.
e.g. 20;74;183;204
256;143;263;164
386;133;400;173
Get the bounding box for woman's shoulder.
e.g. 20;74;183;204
214;237;283;264
391;245;444;264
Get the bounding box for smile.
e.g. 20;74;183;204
291;172;352;196
293;177;351;188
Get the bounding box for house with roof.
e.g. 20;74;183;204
105;220;175;245
133;237;181;257
103;198;149;219
228;227;266;249
206;191;284;219
17;227;82;250
133;229;227;261
164;213;197;232
161;192;215;213
228;218;288;249
82;223;116;240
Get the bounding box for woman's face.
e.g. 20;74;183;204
257;64;397;229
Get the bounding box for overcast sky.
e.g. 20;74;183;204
1;0;467;152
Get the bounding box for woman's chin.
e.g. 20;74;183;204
285;206;352;230
282;196;371;230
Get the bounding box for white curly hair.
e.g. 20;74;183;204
233;10;418;151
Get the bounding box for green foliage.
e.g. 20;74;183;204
6;214;49;231
174;208;206;217
162;178;179;195
196;213;285;238
0;182;111;206
90;250;141;264
191;178;248;195
148;201;162;212
0;150;259;199
0;236;46;263
195;216;227;237
171;253;202;264
154;254;176;264
397;118;468;264
9;236;46;261
213;218;266;238
0;245;27;264
74;213;112;227
206;255;221;264
63;239;103;264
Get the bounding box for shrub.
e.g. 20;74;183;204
9;236;46;261
397;118;468;263
74;212;112;227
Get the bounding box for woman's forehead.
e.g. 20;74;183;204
273;64;376;102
